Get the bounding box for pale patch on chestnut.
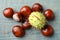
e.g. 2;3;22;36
13;14;20;21
13;12;22;22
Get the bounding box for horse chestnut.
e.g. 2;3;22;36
32;3;43;12
12;25;25;37
41;24;53;36
43;9;54;20
3;8;14;18
20;6;31;19
22;20;31;30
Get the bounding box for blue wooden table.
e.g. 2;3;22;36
0;0;60;40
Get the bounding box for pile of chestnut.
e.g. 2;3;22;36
3;3;54;37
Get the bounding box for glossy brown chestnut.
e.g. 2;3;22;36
43;9;54;20
12;25;25;37
41;25;53;36
13;12;22;22
3;8;14;18
20;6;31;19
22;20;31;30
32;3;43;12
